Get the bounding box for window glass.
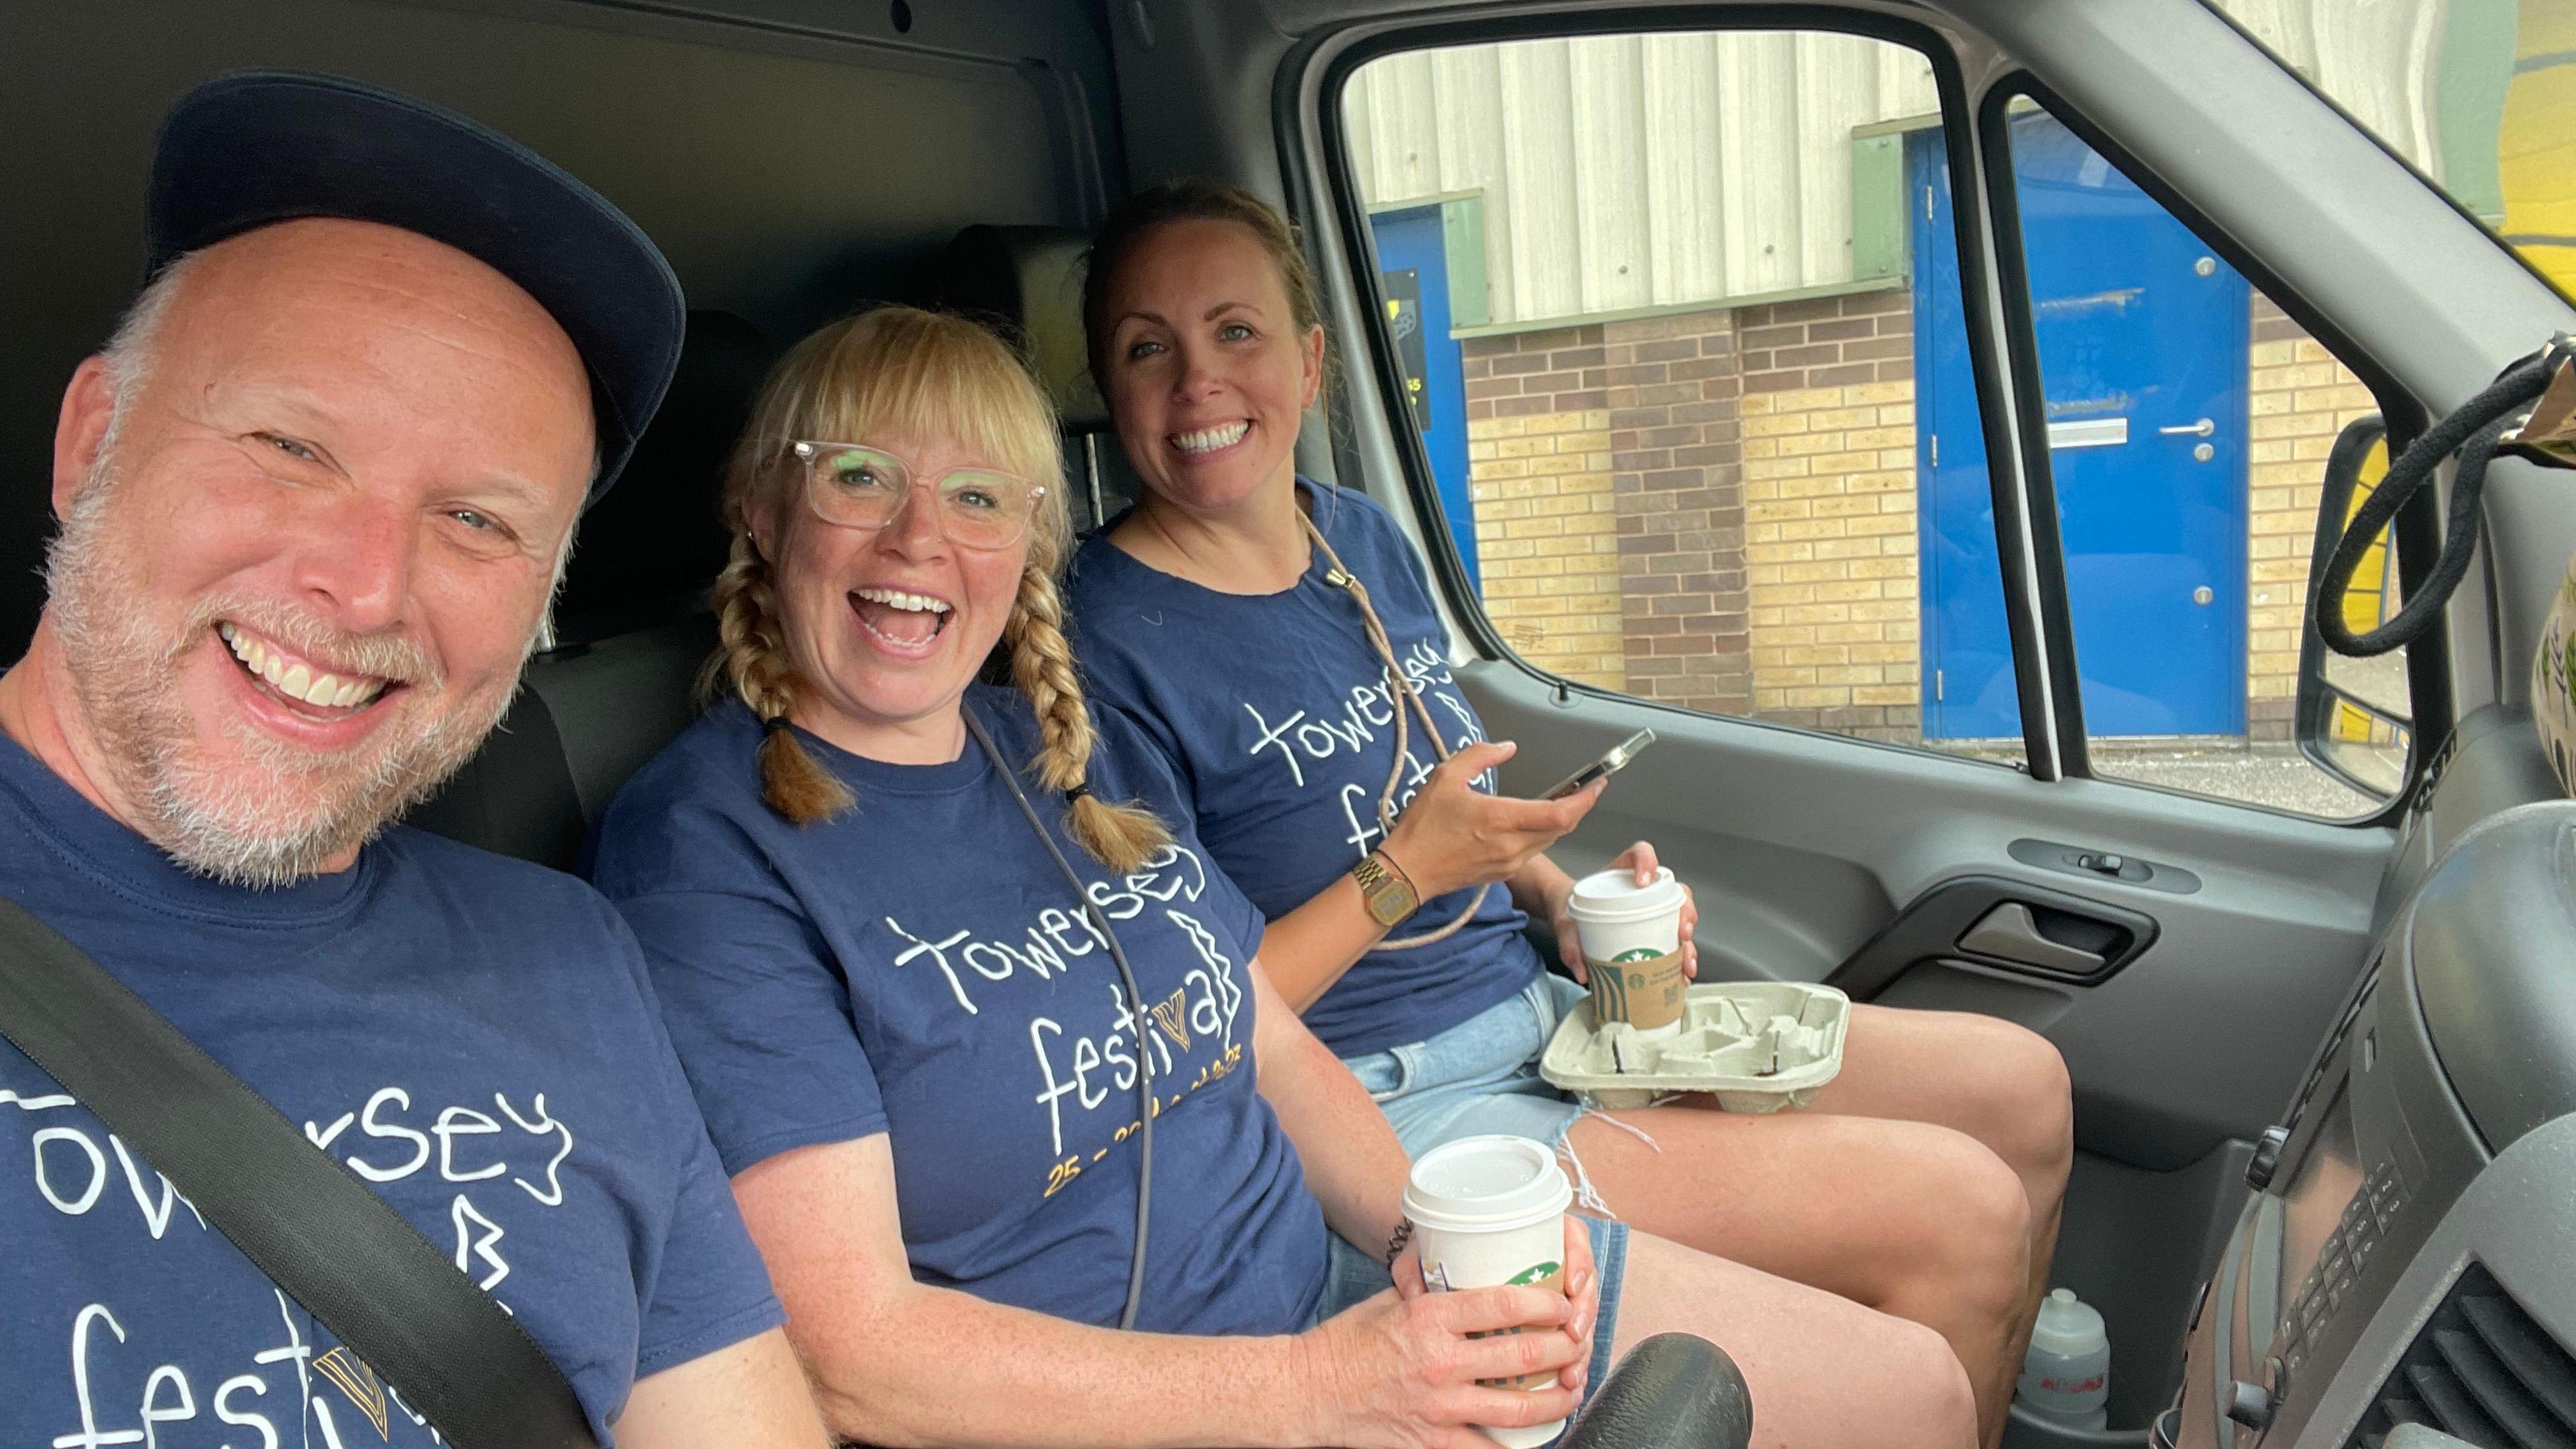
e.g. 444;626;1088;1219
1342;32;2022;759
2310;441;2413;800
2208;0;2576;301
2000;99;2407;817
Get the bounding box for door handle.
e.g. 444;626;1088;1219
2159;417;2216;437
1957;902;2106;975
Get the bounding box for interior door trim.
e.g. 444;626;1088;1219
1827;872;2163;998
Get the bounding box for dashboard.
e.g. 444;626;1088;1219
2165;759;2576;1449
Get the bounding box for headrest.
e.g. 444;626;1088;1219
551;310;776;646
937;225;1104;431
2533;547;2576;797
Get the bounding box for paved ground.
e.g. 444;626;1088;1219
2086;740;2387;818
1931;737;2398;817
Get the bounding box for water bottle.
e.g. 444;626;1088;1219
2017;1287;2110;1430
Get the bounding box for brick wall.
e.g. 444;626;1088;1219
2245;294;2376;739
1454;289;1919;735
1603;310;1754;716
1445;287;2356;751
1737;289;1922;741
1460;326;1625;688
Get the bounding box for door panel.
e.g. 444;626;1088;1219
1467;659;2391;1169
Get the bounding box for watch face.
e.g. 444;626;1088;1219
1368;875;1417;925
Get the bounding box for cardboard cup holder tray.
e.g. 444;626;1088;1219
1540;981;1851;1112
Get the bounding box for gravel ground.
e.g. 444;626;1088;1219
1928;737;2398;817
2086;741;2388;818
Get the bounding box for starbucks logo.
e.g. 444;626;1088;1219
1506;1260;1564;1286
1609;947;1661;963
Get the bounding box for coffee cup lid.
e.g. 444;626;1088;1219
1403;1135;1572;1230
1567;865;1684;924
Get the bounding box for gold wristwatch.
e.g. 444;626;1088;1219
1352;850;1420;928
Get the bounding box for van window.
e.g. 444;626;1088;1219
1996;97;2408;816
1339;31;2025;761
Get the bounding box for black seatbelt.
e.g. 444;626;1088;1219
0;894;597;1449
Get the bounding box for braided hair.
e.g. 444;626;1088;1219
703;305;1170;870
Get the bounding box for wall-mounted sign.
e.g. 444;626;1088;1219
1380;267;1431;431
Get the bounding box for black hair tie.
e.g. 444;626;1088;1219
1065;782;1091;803
763;714;792;737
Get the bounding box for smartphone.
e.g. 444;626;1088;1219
1542;729;1657;800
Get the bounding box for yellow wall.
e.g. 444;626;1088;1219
1464;410;1627;689
2246;316;2378;722
2504;1;2576;296
1741;383;1921;718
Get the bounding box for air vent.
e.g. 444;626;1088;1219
2347;1263;2576;1448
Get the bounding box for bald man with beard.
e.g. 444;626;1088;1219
0;73;826;1447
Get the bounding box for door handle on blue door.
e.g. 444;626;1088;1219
2159;417;2216;437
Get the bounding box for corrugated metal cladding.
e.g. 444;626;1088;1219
2216;0;2446;174
1342;32;1938;327
1342;9;2449;331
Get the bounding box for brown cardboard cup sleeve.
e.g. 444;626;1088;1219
1583;949;1688;1033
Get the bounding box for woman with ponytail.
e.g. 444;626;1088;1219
1065;181;2070;1446
588;306;1615;1448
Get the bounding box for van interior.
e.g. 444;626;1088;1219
7;3;2575;1447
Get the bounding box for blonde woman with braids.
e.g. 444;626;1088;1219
588;306;1614;1449
1064;181;2075;1447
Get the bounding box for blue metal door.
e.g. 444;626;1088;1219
1915;115;2250;739
1913;132;2021;739
1370;205;1480;589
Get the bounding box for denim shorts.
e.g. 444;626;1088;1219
1311;1216;1629;1422
1340;973;1595;1157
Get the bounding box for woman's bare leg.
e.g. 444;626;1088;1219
1609;1228;1978;1449
1801;1004;2075;1298
1792;1003;2076;1424
1561;1002;2070;1444
1566;1106;2031;1442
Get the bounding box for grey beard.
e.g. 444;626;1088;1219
45;457;523;889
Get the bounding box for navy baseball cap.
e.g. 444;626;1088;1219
145;70;684;502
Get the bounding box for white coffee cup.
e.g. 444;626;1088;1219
1403;1135;1578;1449
1567;866;1689;1040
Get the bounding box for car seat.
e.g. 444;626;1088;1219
402;310;777;870
936;223;1144;535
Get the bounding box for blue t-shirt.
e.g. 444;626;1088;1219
1067;480;1545;1059
0;736;783;1446
589;690;1330;1336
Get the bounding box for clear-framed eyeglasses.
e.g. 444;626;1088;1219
789;441;1048;551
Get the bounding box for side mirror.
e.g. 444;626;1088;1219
2294;415;2413;804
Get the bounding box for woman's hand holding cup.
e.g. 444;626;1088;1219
1295;1279;1586;1449
1550;841;1699;985
1384;741;1603;901
1393;1212;1599;1390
